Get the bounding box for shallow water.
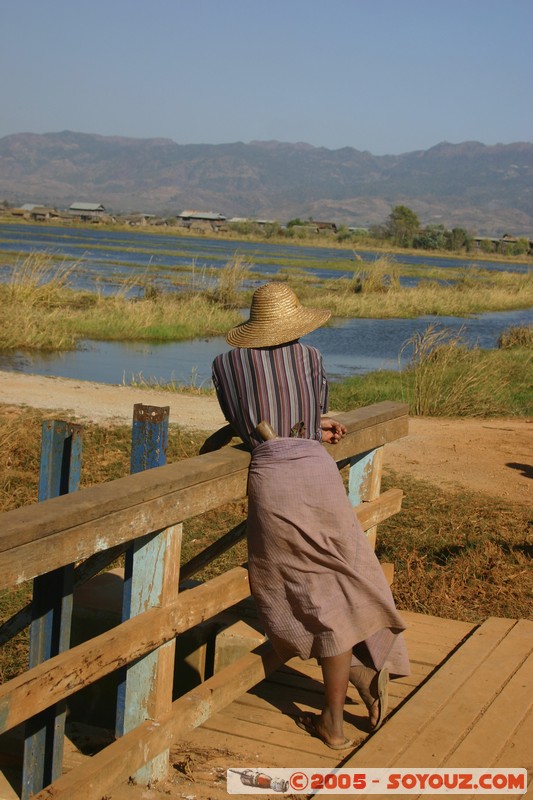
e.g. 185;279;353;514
1;308;530;386
0;223;530;298
1;224;530;384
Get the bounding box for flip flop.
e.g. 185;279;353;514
369;667;389;732
295;714;355;751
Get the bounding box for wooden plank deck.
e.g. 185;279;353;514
2;612;530;800
163;610;524;799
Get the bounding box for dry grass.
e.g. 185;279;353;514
400;325;513;417
0;253;244;351
348;255;401;294
1;404;531;683
211;254;252;308
2;254;532;355
127;370;215;395
378;470;532;622
498;323;533;349
290;265;533;319
329;325;532;418
5;251;77;305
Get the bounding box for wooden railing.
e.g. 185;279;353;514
0;400;408;800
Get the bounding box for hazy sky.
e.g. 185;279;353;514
1;0;532;155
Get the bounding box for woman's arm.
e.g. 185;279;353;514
199;423;236;454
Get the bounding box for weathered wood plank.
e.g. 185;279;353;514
333;401;409;432
0;445;251;552
0;487;404;735
0;479;402;598
32;643;284;800
200;711;352;757
0;770;18;800
0;401;407;549
445;626;533;766
356;488;403;530
344;617;518;769
117;521;182;784
348;445;384;549
116;403;178;784
23;420;82;800
400;609;475;637
180;520;247;582
0;567;250;735
0;470;249;588
326;415;409;462
392;618;533;766
0;404;408;589
494;707;532;779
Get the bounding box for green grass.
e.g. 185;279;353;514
329;330;532;417
1;252;532;353
0;253;245;351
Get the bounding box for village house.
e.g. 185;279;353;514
312;220;338;233
68;202;108;221
178;210;227;231
10;203;65;221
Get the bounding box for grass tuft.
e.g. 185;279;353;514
211;254;251;308
329;326;532;418
350;255;401;294
498;324;533;349
400;325;511;417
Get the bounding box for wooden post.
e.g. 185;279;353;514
116;405;181;785
348;446;384;550
22;420;83;800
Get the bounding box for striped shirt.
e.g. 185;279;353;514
212;342;329;449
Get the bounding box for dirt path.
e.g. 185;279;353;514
0;369;226;430
385;415;531;505
1;370;531;506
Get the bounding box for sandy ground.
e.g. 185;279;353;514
0;369;531;506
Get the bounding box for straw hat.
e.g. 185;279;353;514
226;282;331;348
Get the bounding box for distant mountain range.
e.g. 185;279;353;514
1;131;532;235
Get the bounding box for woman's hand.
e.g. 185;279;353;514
320;417;347;444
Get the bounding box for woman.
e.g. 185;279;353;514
201;282;410;750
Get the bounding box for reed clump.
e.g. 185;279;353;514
310;267;533;320
212;254;252;308
74;290;242;342
5;251;77;307
0;253;93;350
329;326;532;418
0;253;244;351
349;255;401;294
400;325;512;417
498;324;533;349
2;254;532;353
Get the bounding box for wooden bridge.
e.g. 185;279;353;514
0;401;530;799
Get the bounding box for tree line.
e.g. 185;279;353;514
366;206;530;255
231;206;531;255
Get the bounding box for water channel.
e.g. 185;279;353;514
0;224;530;386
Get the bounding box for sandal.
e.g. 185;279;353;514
368;668;389;732
295;714;355;750
350;666;389;732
